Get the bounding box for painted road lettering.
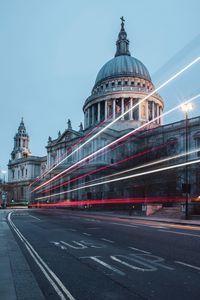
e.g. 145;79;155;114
51;240;105;250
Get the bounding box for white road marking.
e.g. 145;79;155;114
29;214;41;221
110;255;157;272
87;256;125;276
101;238;114;243
61;241;87;249
50;241;67;250
149;226;167;229
83;233;91;236
84;218;101;223
159;229;200;238
110;222;137;228
129;247;150;254
66;229;76;232
175;261;200;271
87;227;100;230
131;254;174;270
60;240;105;249
8;212;75;300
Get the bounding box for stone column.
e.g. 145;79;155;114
121;98;124;120
157;103;159;124
130;98;133;120
88;107;90;127
92;105;94;125
113;99;116;120
138;98;141;121
105;100;108;120
84;112;86;128
152;101;155;120
98;102;100;122
146;100;149;121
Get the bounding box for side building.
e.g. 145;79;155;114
7;118;47;204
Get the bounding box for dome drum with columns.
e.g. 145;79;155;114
83;18;164;130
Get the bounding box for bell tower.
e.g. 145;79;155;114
11;118;31;160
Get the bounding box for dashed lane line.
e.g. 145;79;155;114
159;229;200;238
109;222;137;228
175;261;200;271
83;233;92;236
29;214;41;221
101;238;114;243
129;247;150;254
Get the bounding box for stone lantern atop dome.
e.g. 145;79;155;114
83;18;164;131
115;17;130;57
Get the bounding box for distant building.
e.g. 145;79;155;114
7;118;46;203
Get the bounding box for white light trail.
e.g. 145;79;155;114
35;158;200;201
37;57;200;180
78;147;200;185
32;92;200;193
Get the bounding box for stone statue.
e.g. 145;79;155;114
67;119;72;130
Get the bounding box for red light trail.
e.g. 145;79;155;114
31;92;200;194
29;196;185;208
34;158;200;201
40;141;174;195
31;57;200;189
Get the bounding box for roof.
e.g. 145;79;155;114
94;55;151;87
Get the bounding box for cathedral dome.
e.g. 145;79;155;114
94;55;151;87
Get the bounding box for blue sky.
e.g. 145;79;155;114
0;0;200;174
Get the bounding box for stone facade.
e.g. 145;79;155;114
10;19;200;211
36;19;200;210
7;119;46;203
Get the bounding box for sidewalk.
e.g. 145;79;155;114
0;210;45;300
82;210;200;226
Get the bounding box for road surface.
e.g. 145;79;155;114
8;209;200;300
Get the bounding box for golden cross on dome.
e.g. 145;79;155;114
120;16;125;23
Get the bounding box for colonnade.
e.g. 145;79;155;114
84;98;163;128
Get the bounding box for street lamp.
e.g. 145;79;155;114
181;102;193;219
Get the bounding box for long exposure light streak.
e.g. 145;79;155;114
32;121;148;193
33;57;200;183
35;158;200;201
36;124;156;194
35;123;145;194
82;147;200;186
29;196;184;208
32;92;200;193
40;141;172;194
30;113;114;186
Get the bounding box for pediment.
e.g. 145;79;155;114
57;129;82;144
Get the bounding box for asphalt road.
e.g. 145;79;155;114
8;209;200;300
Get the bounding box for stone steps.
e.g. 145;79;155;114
151;206;182;218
